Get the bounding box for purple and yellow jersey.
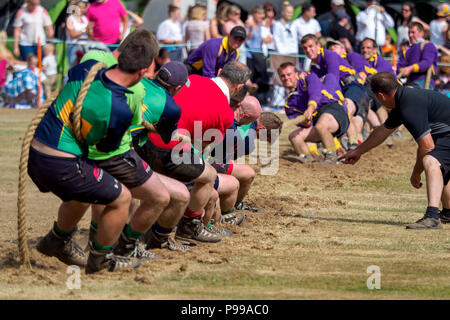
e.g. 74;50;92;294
343;52;378;82
367;54;395;75
187;37;239;78
34;60;135;156
310;48;358;84
397;41;438;84
285;73;347;128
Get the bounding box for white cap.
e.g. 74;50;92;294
332;0;345;6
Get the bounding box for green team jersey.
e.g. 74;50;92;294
80;50;145;160
34;60;136;156
130;78;181;148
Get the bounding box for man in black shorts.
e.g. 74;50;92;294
340;72;450;229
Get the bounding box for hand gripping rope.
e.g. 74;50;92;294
17;62;106;268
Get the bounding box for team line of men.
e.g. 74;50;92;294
29;28;282;274
29;21;444;274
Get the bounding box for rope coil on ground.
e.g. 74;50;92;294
17;61;106;268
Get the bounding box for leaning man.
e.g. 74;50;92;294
340;72;450;229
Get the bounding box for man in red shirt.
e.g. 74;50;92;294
147;61;252;242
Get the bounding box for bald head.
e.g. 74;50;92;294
236;96;261;125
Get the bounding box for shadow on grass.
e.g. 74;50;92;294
278;213;406;226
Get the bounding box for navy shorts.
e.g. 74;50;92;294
342;83;368;121
94;149;153;189
28;147;121;204
314;102;349;138
428;134;450;185
135;140;205;183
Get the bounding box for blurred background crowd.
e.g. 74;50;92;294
0;0;449;109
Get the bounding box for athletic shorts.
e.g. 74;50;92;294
210;161;234;175
342;83;368;119
313;102;349;138
135;139;205;183
28;146;121;204
428;134;450;185
93;149;153;189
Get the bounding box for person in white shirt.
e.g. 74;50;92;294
157;4;183;62
271;2;298;108
13;0;54;61
42;43;57;100
430;3;449;47
356;0;394;47
66;0;89;68
292;4;321;44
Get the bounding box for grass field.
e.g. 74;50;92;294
0;108;449;300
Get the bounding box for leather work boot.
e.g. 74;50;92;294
143;228;192;252
220;211;245;226
37;226;87;267
175;216;222;244
85;242;140;274
405;215;443;230
114;232;161;261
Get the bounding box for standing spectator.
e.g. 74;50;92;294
319;0;348;35
325;10;356;52
293;4;321;47
430;3;449;48
185;5;210;55
271;1;299;109
245;5;270;104
156;5;183;62
66;0;89;68
261;2;276;57
395;2;429;47
356;0;394;48
13;0;54;61
209;1;229;38
397;22;438;89
221;4;247;64
86;0;128;52
42;43;57;100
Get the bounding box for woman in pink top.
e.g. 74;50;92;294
86;0;128;51
222;5;245;36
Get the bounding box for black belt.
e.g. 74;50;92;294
340;75;358;87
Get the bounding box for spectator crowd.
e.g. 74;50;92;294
1;0;449;108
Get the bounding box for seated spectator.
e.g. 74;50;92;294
42;43;58;99
325;10;355;52
86;0;128;52
4;54;41;108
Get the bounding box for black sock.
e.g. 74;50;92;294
441;208;450;217
426;206;439;219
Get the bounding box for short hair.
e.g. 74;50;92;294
369;72;400;95
118;39;155;74
361;37;377;49
303;4;315;13
118;29;159;58
230;85;248;109
158;47;170;59
409;21;424;33
260;112;283;141
278;62;297;74
220;61;252;87
251;5;264;14
169;4;180;15
27;53;37;62
301;34;318;45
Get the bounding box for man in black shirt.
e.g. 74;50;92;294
340;72;450;229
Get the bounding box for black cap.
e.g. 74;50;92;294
230;26;247;39
158;61;190;87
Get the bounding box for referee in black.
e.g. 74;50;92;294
340;72;450;229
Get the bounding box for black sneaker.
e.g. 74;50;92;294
220;211;245;226
405;215;443;230
175;216;222;243
439;211;450;224
143;229;192;252
206;220;232;237
235;201;266;214
85;242;140;274
114;232;162;261
36;227;87;267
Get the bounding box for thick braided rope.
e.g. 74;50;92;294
142;120;192;144
17;93;58;268
424;66;432;90
283;114;307;128
17;62;106;268
73;62;107;143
